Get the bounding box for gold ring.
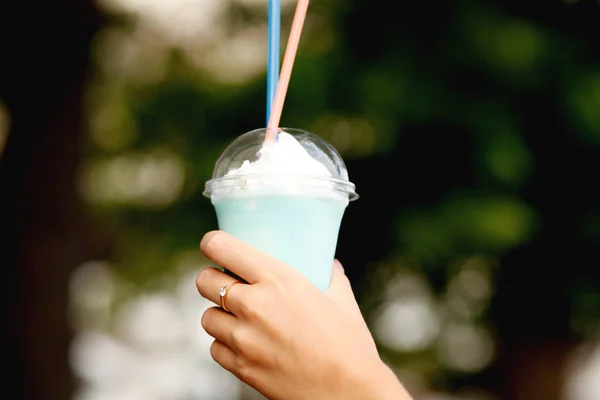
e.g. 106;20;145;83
219;281;240;312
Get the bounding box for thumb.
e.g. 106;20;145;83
326;259;358;305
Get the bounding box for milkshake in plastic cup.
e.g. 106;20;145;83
203;127;358;291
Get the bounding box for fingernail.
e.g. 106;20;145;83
333;259;345;273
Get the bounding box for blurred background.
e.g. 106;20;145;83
1;0;599;399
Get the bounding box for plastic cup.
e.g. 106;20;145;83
203;127;358;291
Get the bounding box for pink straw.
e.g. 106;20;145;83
265;0;310;142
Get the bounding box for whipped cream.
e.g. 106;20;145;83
209;131;350;203
225;131;331;178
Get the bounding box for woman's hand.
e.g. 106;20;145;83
196;230;412;400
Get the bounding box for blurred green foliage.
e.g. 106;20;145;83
78;0;600;395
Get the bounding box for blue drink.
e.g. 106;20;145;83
204;128;358;290
213;195;348;291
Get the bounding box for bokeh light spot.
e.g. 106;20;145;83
79;149;186;208
312;115;375;158
69;261;119;330
563;342;600;400
435;323;495;372
373;273;440;352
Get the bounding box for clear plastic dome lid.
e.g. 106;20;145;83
203;127;358;200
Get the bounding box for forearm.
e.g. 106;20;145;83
334;358;413;400
360;361;413;400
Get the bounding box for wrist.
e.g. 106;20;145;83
355;359;413;400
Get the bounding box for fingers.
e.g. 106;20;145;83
210;340;238;374
202;307;239;350
326;259;352;298
200;230;300;284
326;259;362;312
210;340;257;388
196;267;251;314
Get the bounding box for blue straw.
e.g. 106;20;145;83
266;0;280;125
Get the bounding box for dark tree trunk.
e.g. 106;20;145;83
1;2;104;399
